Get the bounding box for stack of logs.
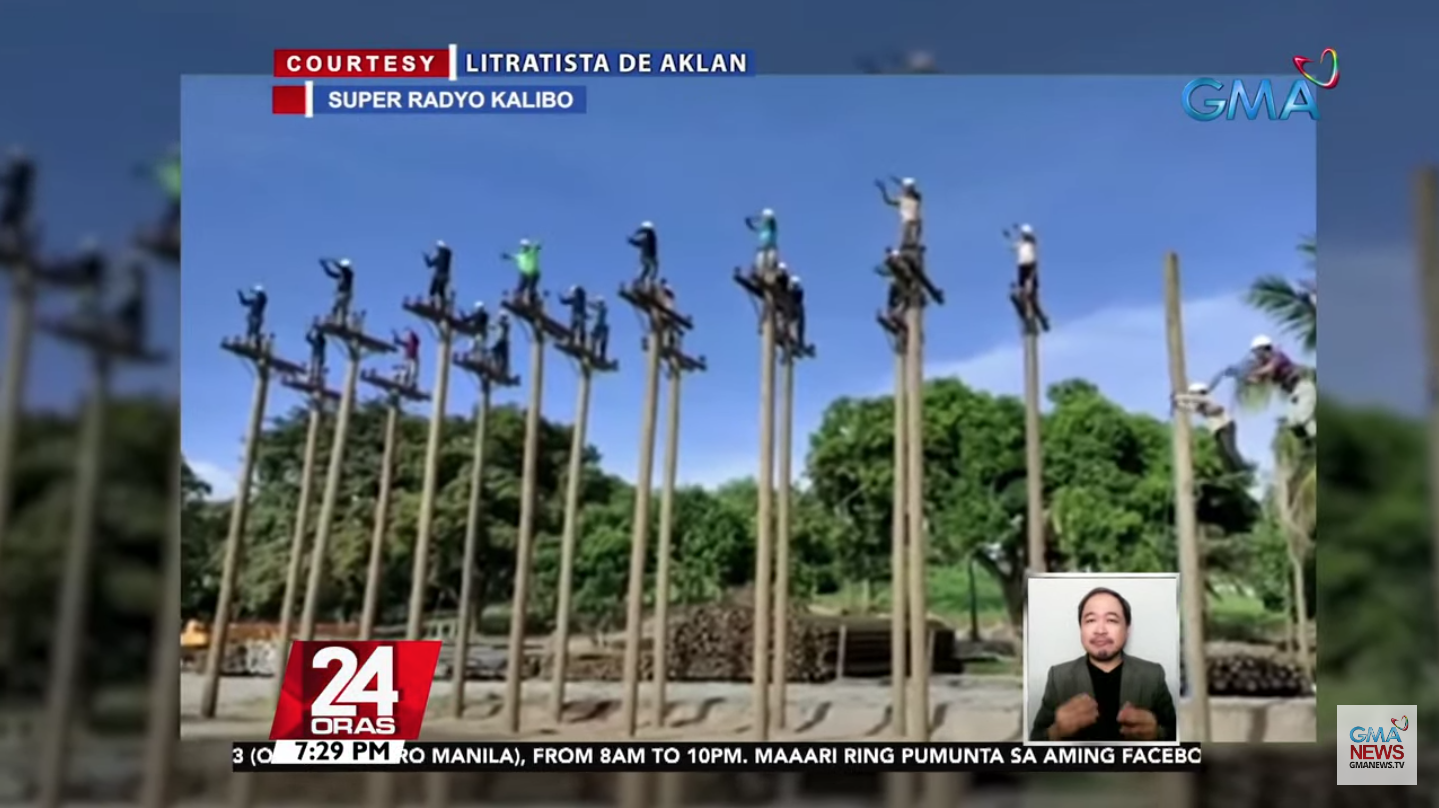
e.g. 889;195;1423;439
536;602;958;683
1207;653;1310;697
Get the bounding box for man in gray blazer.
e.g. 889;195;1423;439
1029;587;1177;742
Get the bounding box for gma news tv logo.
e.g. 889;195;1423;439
270;641;442;740
1336;704;1417;786
1183;48;1338;122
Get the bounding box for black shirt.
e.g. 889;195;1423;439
1078;659;1123;741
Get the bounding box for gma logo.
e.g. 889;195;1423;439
1181;78;1319;122
1349;725;1404;744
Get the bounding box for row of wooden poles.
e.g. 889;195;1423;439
5;167;1434;805
0;233;179;808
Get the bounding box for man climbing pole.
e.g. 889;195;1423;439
425;239;452;304
782;273;806;349
319;257;354;323
114;261;147;351
490;313;512;378
1006;223;1048;332
501;239;541;306
744;208;779;277
237;284;267;343
465;300;489;342
629;221;659;287
876;176;922;250
590;295;609;362
1173;381;1247;472
305;323;327;383
1;146;35;253
1211;335;1315;446
657;278;677;312
393;327;421;388
559;284;589;347
876;248;914;327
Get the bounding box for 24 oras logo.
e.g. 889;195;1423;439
269;640;442;740
1183;49;1338;122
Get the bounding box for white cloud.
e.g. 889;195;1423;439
189;459;238;500
926;291;1308;472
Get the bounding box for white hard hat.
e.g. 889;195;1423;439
641;221;653;229
762;208;775;217
1018;224;1034;236
338;258;351;267
253;283;263;292
437;239;446;247
1188;381;1208;394
791;276;801;286
474;300;485;308
901;177;915;186
519;238;531;246
778;261;788;270
1250;334;1273;349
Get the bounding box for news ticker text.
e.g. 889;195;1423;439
233;741;1203;773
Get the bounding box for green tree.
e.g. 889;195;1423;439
1246;237;1317;352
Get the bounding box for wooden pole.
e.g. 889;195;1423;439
140;424;182;808
1023;321;1045;573
502;328;546;733
890;344;908;736
1163;252;1211;740
770;349;795;728
237;399;324;808
653;360;683;727
274;405;323;659
406;328;456;640
904;297;929;741
1415;167;1439;694
551;369;592;722
299;353;363;641
0;262;37;569
751;291;778;741
454;385;493;718
359;402;401;638
200;358;272;718
621;327;665;736
36;360;112;808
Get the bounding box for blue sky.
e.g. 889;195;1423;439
180;76;1314;496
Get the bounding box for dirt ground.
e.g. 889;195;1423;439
179;673;1315;743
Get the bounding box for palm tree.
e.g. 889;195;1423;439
1246;237;1316;352
1271;426;1314;686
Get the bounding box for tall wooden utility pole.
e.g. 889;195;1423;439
234;372;338;808
452;340;519;718
402;291;484;643
299;310;395;642
733;266;783;740
878;242;944;743
653;333;706;727
770;292;813;729
1163;253;1210;741
140;231;181;808
1414;167;1439;699
617;281;694;737
1020;295;1046;575
499;289;571;733
200;334;303;718
549;306;618;723
358;371;430;638
876;302;908;737
35;274;166;808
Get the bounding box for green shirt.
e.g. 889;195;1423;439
157;155;181;200
515;244;541;276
